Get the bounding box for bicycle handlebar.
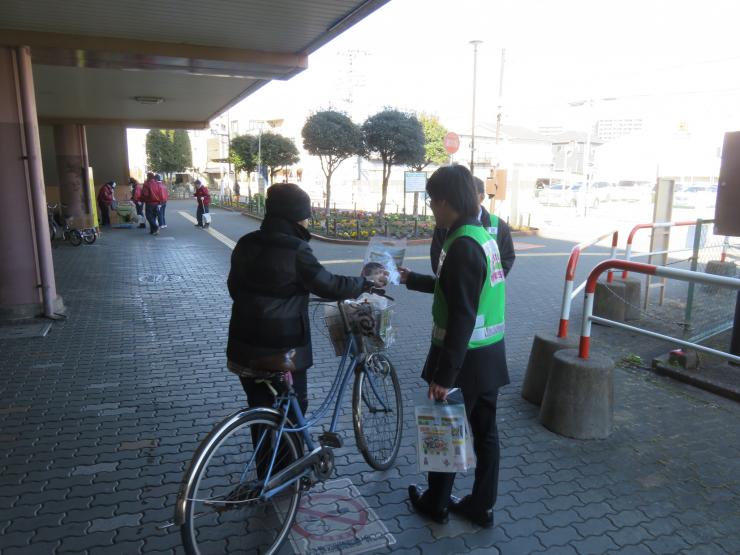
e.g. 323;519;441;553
309;287;394;304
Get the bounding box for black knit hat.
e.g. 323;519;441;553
265;183;311;222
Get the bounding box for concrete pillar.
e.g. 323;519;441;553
54;124;93;227
86;125;130;205
0;46;63;319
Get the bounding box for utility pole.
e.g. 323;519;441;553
494;48;506;151
469;40;482;175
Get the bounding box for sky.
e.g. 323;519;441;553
227;0;740;137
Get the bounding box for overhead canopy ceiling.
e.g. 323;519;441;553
0;0;389;128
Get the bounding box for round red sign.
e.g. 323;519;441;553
444;132;460;154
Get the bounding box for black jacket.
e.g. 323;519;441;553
407;217;510;392
227;216;367;370
430;206;515;276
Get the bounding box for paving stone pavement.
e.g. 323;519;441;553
1;200;738;554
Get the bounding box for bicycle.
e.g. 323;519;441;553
47;203;98;246
174;292;403;555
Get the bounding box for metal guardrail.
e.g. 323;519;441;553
557;231;619;338
578;259;740;364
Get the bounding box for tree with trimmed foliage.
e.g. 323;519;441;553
362;109;425;215
410;114;449;214
259;132;300;184
302;110;363;213
229;134;258;196
145;129;192;182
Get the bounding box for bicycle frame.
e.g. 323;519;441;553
255;301;360;498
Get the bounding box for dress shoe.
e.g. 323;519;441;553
408;485;448;524
449;495;493;528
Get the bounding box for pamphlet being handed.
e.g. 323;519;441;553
362;237;406;285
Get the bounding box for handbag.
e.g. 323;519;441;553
415;393;476;473
202;211;212;225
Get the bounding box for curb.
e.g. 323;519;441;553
218;205;538;244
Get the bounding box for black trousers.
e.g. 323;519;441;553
240;371;309;419
98;202;110;226
426;387;500;512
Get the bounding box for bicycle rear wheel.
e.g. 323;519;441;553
352;353;403;470
83;231;96;244
179;410;302;555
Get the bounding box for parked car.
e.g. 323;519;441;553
538;182;579;207
673;183;717;208
589;181;615;204
612;180;652;202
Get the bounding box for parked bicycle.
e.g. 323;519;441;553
47;203;97;247
174;292;403;555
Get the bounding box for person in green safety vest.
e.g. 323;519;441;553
430;177;516;276
400;164;510;529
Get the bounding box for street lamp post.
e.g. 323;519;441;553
470;39;482;174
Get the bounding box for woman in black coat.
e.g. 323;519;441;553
400;165;509;529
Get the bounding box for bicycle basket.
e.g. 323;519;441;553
323;298;395;356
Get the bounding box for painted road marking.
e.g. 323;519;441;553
178;211;237;249
178;211;613;263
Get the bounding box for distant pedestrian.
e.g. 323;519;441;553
157;175;169;228
194;180;211;228
401;165;508;530
97;181;115;227
431;176;515;277
141;173;165;235
129;177;146;229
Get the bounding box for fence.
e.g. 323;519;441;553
557;231;619;338
578;259;740;364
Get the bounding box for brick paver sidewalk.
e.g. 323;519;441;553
1;200;738;554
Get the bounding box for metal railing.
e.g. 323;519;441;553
557;230;619;338
578;259;740;364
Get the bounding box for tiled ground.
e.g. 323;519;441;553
1;200;738;554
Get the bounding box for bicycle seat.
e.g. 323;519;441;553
249;350;296;373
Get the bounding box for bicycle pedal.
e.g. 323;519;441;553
319;432;343;448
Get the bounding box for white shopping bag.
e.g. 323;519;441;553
415;396;475;473
202;211;212;224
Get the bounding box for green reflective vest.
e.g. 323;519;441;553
432;225;505;349
486;214;499;240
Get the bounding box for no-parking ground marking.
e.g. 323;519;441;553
288;477;395;555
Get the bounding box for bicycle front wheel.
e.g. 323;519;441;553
179;410;302;555
352;353;403;470
68;229;82;246
83;231;96;244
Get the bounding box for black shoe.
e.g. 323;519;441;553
194;224;203;227
449;495;494;528
408;485;448;524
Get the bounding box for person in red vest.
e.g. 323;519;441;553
156;175;169;229
141;173;165;235
194;180;211;228
97;181;115;227
129;177;145;229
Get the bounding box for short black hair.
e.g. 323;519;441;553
361;262;384;277
473;176;486;196
425;165;479;218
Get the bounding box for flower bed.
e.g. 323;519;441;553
212;197;436;241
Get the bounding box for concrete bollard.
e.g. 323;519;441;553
619;276;642;321
703;260;737;294
539;348;614;439
593;279;626;322
522;333;578;406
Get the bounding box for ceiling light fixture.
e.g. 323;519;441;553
134;96;164;105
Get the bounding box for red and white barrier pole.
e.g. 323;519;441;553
721;236;729;263
579;259;740;360
557;230;619;338
580;260;658;358
622;221;696;279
